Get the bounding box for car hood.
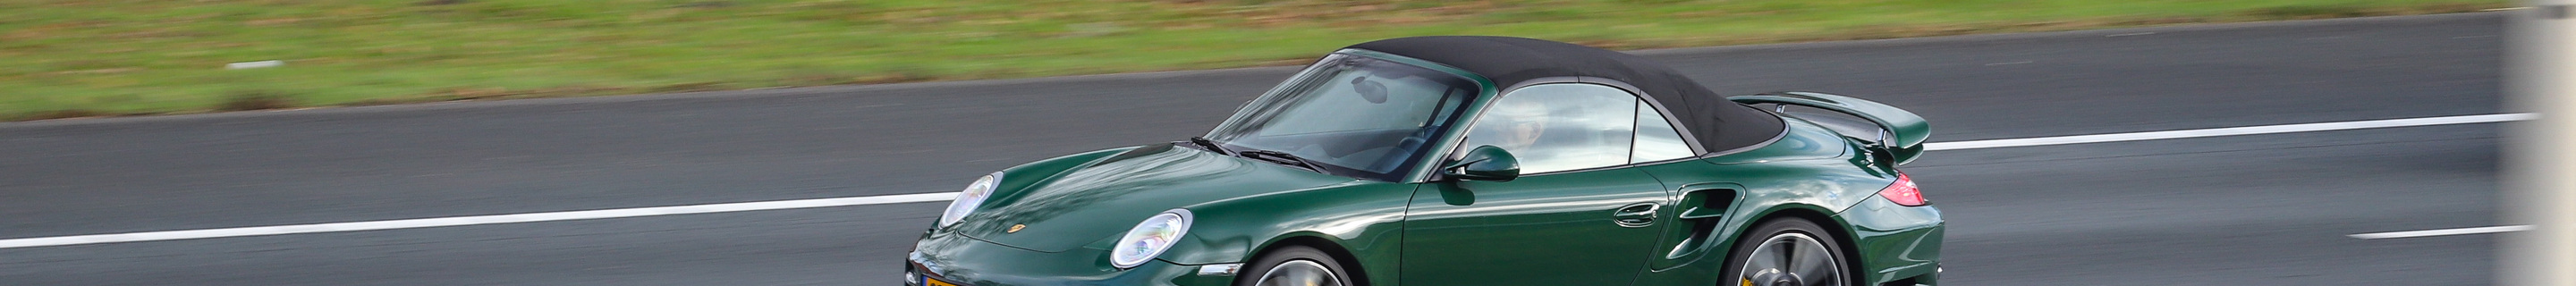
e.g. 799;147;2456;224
954;145;1359;252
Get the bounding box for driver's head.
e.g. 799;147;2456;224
1484;97;1551;151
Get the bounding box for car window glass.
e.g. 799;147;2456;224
1632;100;1694;163
1252;71;1459;135
1205;54;1478;181
1460;84;1636;173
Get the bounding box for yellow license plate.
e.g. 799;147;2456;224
925;278;959;286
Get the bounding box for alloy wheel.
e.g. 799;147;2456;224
1250;259;1342;286
1736;232;1846;286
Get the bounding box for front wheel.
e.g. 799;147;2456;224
1720;219;1853;286
1235;245;1354;286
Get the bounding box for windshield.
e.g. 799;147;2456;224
1204;54;1479;181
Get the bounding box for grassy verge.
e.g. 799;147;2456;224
1;0;2510;121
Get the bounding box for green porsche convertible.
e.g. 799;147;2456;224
907;36;1943;286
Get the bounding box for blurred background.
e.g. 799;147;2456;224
0;0;2509;120
3;1;2559;286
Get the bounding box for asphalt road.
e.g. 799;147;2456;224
0;13;2509;285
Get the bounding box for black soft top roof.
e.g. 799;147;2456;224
1347;36;1785;154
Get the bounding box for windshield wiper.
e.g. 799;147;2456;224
1185;137;1232;156
1238;149;1327;173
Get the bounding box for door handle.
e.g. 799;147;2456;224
1612;203;1658;227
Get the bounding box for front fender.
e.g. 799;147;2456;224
1143;181;1417;285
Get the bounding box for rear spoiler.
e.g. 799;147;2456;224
1729;91;1929;165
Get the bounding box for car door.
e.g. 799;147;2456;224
1402;83;1674;286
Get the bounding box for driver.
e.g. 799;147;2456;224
1475;97;1552;153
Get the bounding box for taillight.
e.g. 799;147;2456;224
1878;173;1927;206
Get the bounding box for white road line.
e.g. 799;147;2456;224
0;113;2540;249
2350;225;2536;240
0;192;959;249
1924;113;2537;150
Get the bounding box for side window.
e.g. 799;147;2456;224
1460;84;1636;173
1631;101;1694;163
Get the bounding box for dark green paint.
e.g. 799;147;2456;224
909;51;1942;286
911;229;1212;285
1162;179;1416;286
1402;167;1671;286
960;144;1358;253
1841;196;1946;283
1441;146;1521;181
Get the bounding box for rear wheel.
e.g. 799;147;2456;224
1235;245;1354;286
1720;219;1852;286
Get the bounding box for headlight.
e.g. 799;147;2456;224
1110;209;1193;268
936;172;1002;228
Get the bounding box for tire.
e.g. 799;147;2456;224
1233;245;1356;286
1719;219;1853;286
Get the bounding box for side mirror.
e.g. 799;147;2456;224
1445;146;1521;181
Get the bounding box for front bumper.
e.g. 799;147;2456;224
906;231;1232;286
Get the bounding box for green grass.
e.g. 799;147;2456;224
0;0;2510;120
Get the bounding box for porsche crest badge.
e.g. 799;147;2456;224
1007;224;1027;233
